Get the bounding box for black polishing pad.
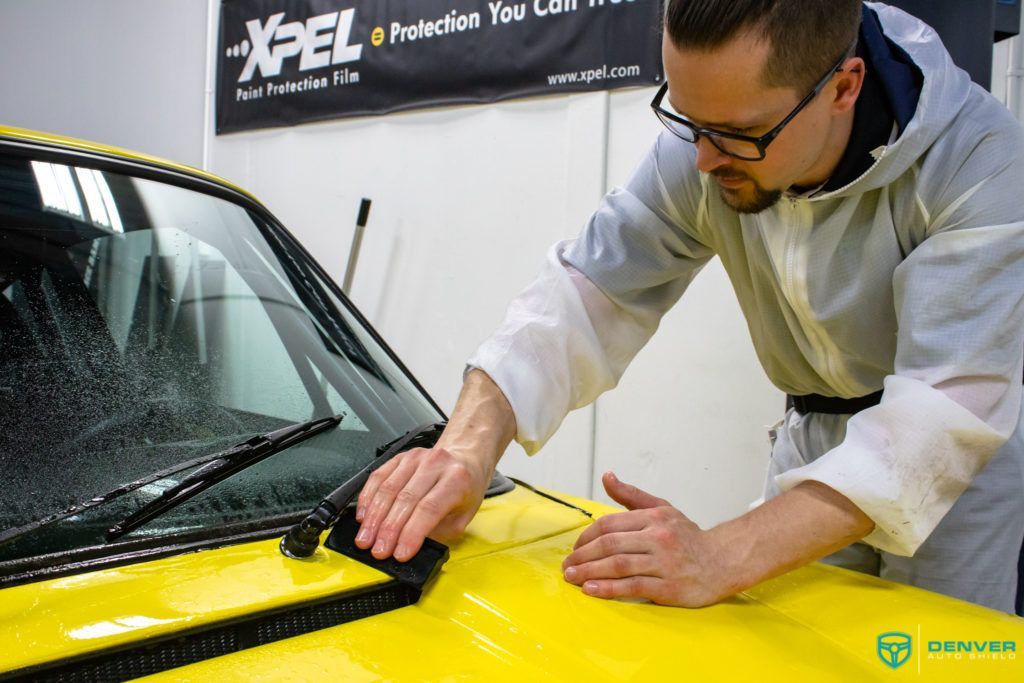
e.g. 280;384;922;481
324;509;449;591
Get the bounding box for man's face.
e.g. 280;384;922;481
661;31;838;213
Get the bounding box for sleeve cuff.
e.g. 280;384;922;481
774;375;1007;556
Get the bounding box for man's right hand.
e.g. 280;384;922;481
354;369;516;562
355;444;490;562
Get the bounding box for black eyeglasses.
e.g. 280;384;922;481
651;51;851;161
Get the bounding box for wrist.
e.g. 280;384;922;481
702;483;875;599
435;369;516;482
435;418;505;479
704;520;759;598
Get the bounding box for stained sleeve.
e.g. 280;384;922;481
466;133;714;454
775;111;1024;556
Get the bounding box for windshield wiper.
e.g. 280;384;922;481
0;415;343;549
105;415;344;540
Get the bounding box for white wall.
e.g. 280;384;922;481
0;0;209;167
2;2;1022;530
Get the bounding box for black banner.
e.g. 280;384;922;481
216;0;664;133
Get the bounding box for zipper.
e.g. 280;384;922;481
779;198;860;396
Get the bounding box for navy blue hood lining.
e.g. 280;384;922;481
860;4;923;134
819;4;924;193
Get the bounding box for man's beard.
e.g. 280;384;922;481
711;169;782;214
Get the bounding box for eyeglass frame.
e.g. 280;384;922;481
650;49;854;161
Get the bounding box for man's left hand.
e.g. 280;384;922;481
561;471;734;608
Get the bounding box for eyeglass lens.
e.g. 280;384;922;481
654;107;762;159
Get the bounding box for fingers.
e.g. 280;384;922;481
367;464;444;560
602;471;669;511
356;454;402;522
356;446;483;562
355;452;420;550
579;576;662;602
563;550;658;585
379;458;475;561
562;527;667;603
564;529;652;570
571;510;647;552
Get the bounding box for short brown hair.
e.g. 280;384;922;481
664;0;862;92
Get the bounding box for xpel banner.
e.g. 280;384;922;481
216;0;664;133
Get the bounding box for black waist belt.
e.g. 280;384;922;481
786;390;884;416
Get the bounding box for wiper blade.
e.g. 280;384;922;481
0;443;251;549
105;415;344;541
0;416;344;549
280;421;446;559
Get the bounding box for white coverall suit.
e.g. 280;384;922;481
468;2;1024;612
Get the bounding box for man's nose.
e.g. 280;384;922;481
694;136;731;174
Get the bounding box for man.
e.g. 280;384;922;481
356;0;1024;612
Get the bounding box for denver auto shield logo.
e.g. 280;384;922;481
877;631;913;669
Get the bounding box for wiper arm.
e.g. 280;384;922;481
104;415;344;541
280;421;446;559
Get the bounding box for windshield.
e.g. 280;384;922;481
0;150;441;567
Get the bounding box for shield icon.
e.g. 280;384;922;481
877;632;913;669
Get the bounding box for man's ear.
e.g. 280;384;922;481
832;56;865;116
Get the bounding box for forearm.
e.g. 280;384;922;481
709;481;875;596
436;368;517;475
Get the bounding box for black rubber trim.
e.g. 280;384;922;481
0;582;419;682
509;479;593;518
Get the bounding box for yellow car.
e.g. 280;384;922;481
0;126;1021;682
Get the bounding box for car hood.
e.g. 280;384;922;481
1;485;589;676
3;485;1024;681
